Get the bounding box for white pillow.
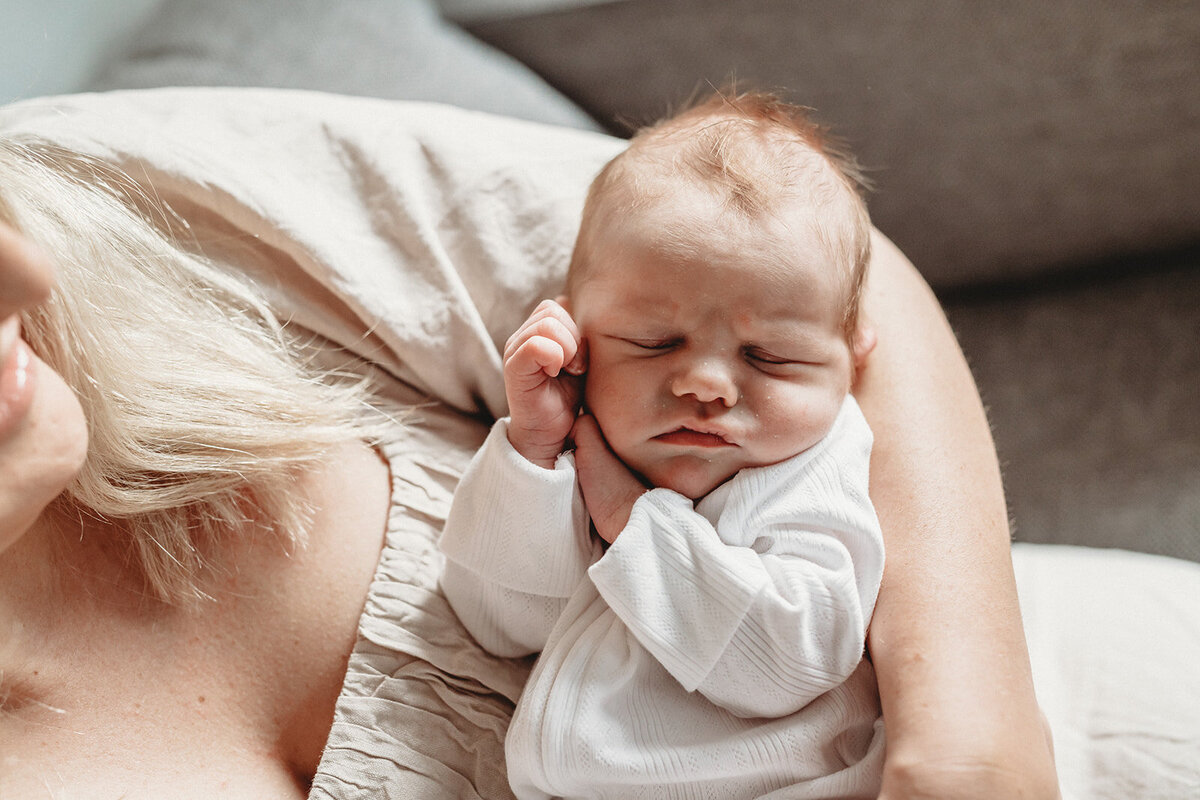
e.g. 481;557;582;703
1014;544;1200;800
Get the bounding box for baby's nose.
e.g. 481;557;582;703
671;360;738;407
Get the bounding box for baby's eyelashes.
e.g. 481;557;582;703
744;347;809;367
744;349;791;365
623;337;680;352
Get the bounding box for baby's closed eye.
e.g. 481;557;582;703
743;346;829;376
615;336;681;353
744;346;798;365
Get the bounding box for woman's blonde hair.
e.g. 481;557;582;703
0;137;387;604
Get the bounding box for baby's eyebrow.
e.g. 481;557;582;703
744;322;837;352
740;315;817;337
600;305;675;328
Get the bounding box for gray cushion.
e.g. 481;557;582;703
464;0;1200;290
87;0;602;133
946;258;1200;562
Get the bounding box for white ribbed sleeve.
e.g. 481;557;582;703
588;398;884;718
438;418;601;658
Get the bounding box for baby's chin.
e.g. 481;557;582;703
638;459;739;501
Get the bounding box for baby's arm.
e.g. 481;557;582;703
439;420;601;657
439;299;596;657
582;404;883;718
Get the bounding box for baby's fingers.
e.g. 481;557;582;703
506;335;570;392
504;299;584;373
572;415;646;543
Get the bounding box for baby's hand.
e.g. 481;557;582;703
572;414;647;544
504;299;586;468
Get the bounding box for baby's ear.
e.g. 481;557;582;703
851;324;877;369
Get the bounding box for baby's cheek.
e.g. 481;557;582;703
582;374;625;434
757;387;837;452
581;375;608;420
586;363;641;415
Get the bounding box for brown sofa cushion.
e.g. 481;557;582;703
465;0;1200;290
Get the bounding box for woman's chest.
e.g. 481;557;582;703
0;582;365;800
0;619;317;797
0;715;310;799
0;441;392;797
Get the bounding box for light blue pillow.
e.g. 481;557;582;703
87;0;602;133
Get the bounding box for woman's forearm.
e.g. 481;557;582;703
856;232;1059;799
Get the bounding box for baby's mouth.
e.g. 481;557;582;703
653;427;734;448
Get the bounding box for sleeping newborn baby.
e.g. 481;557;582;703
439;90;886;799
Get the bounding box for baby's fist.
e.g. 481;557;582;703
503;299;586;468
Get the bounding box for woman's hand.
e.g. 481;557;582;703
877;710;1059;800
571;413;646;544
502;298;586;468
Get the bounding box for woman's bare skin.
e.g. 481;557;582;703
0;438;390;799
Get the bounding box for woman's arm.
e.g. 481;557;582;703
856;232;1059;799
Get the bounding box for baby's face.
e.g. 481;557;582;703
571;187;856;500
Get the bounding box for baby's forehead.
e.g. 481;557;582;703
588;162;854;275
576;260;849;353
606;132;856;232
580;215;849;310
572;110;869;302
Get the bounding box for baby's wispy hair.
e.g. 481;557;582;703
570;87;873;342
